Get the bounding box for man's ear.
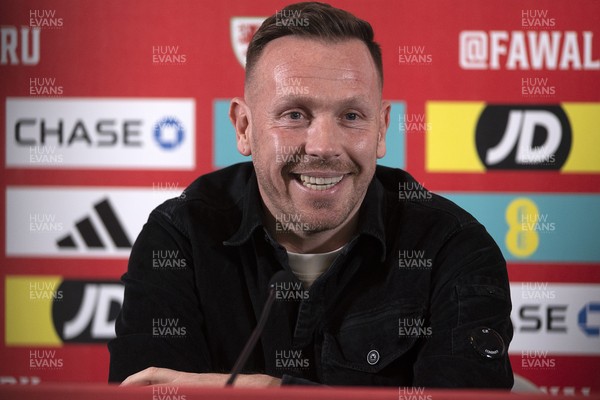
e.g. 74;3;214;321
377;100;391;159
229;97;252;156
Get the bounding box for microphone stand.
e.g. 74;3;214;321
225;285;276;387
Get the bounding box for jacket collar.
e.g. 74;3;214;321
224;168;387;261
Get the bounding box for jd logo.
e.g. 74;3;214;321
475;105;571;170
52;281;124;343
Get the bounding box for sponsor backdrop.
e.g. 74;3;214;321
1;0;598;395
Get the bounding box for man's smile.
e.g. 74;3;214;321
300;174;344;190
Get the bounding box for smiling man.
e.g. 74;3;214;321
109;2;513;388
235;33;386;256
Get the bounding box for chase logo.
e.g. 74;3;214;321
153;117;185;150
5;276;123;346
578;302;600;337
6;98;195;169
509;284;600;355
426;102;600;173
475;106;571;170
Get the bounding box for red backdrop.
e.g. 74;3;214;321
1;0;599;395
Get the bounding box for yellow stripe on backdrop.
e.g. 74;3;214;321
562;103;600;172
5;276;62;346
426;102;600;173
426;102;486;172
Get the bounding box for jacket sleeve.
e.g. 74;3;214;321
108;210;212;382
412;222;514;388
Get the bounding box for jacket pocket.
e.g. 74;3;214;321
321;302;426;385
455;284;511;327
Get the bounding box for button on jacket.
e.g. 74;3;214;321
108;162;513;388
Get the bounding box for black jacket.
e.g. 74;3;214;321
108;162;513;388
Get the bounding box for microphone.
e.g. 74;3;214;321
225;270;292;387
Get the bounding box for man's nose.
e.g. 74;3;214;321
304;116;342;159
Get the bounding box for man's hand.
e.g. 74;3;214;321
120;367;281;387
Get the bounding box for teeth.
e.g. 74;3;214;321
299;174;343;190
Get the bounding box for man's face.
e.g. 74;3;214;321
233;36;389;234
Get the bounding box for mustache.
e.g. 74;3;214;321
281;156;360;175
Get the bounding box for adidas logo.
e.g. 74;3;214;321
56;198;132;250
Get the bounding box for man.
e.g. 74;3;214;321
109;2;513;388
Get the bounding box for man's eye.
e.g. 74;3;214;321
344;112;359;121
288;111;303;120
